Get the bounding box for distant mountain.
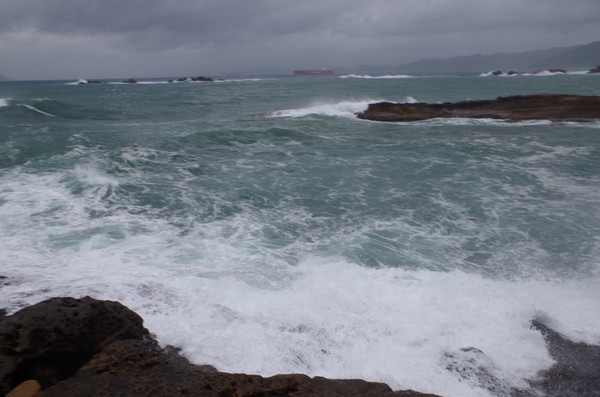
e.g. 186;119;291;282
398;41;600;73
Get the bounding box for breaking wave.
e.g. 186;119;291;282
339;74;413;79
19;104;56;117
271;98;418;118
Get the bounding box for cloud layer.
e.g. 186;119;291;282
1;0;599;79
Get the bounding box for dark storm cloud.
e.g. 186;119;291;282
3;0;596;47
1;0;599;79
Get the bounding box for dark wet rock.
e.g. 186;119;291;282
529;319;600;397
0;297;440;397
589;65;600;74
0;296;150;395
442;347;528;397
535;68;567;74
39;339;437;397
356;94;600;122
122;79;137;84
175;76;214;82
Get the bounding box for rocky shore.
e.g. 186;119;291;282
356;94;600;122
0;297;438;397
1;296;599;397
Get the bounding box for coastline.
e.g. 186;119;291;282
0;296;439;397
2;296;599;397
356;94;600;122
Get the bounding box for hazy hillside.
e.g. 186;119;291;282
399;41;600;73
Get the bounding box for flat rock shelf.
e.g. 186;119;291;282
356;94;600;122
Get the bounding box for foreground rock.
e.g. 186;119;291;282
0;297;438;397
0;297;149;395
3;297;599;397
530;320;600;397
357;94;600;122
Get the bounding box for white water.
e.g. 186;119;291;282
1;162;599;397
339;74;413;79
0;98;9;107
19;104;56;117
270;98;417;118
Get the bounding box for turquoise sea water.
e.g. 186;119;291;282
1;73;600;396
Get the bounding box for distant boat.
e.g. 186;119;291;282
293;69;335;75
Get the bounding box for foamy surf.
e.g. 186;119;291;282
339;74;413;79
0;98;9;107
1;250;599;397
271;98;417;118
20;104;56;117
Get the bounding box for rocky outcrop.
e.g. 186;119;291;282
0;296;149;395
356;94;600;122
0;297;439;397
534;68;567;74
529;320;600;397
173;76;214;82
589;65;600;74
3;297;599;397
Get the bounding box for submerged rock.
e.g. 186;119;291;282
356;94;600;122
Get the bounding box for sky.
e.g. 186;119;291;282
1;0;599;80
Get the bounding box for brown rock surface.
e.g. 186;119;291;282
38;339;437;397
0;296;150;395
6;380;41;397
356;94;600;122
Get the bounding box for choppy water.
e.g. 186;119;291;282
1;73;600;397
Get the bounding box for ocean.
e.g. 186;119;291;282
1;73;599;397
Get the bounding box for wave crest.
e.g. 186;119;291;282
339;74;413;79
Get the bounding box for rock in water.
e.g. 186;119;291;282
356;94;600;122
0;296;150;394
588;65;600;74
530;320;600;397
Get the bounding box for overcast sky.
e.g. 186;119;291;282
1;0;599;80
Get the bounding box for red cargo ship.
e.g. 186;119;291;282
293;69;335;75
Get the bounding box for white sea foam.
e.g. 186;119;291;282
339;74;413;79
1;239;598;397
271;100;375;118
1;166;599;397
218;78;272;83
271;98;417;119
19;104;56;117
0;98;9;107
